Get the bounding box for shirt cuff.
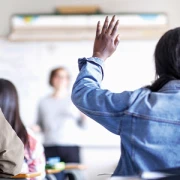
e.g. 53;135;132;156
78;57;104;79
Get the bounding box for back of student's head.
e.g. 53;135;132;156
149;27;180;91
0;79;28;146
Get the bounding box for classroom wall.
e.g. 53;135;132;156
0;39;156;180
1;1;180;180
1;0;180;36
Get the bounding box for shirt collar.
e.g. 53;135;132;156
159;80;180;92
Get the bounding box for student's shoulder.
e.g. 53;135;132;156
128;87;151;105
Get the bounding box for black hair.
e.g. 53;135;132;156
0;79;29;147
148;27;180;91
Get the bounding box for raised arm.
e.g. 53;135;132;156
71;16;133;135
0;109;24;178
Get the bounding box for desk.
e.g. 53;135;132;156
46;163;86;180
110;177;140;180
65;163;87;170
46;163;87;174
110;174;180;180
0;172;41;179
46;169;62;174
12;172;41;179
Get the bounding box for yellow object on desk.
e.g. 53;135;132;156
12;172;41;179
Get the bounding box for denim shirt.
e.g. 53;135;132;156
71;57;180;176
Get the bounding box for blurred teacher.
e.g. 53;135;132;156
37;67;85;165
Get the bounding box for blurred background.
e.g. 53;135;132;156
0;0;180;180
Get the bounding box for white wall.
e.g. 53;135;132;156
0;1;180;180
0;39;156;134
0;39;156;180
1;0;180;36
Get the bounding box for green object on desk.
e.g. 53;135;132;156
45;162;65;170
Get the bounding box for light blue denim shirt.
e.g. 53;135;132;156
71;57;180;176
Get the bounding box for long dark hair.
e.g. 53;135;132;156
148;27;180;91
0;79;29;146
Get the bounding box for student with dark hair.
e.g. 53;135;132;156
37;67;85;180
0;79;46;179
71;15;180;176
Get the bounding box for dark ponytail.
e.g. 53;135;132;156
147;75;176;91
148;27;180;92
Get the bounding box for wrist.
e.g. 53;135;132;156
92;52;107;61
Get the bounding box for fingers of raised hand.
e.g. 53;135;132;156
96;21;101;38
101;16;119;38
106;15;115;35
102;16;109;34
111;19;119;38
114;34;120;47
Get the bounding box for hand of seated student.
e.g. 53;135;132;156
93;15;120;61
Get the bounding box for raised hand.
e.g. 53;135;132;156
92;15;120;61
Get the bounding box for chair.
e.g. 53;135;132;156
64;163;86;180
45;169;64;180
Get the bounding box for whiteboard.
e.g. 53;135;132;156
0;39;157;146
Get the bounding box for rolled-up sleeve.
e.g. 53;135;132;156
0;109;24;178
71;57;132;135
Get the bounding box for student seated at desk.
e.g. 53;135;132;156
71;15;180;176
0;109;24;178
0;79;46;180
